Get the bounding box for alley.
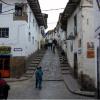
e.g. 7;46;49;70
8;49;94;99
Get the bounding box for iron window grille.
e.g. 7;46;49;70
0;3;2;13
0;28;9;38
97;0;100;10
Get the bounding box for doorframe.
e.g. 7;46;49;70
74;53;78;78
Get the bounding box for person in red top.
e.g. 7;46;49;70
0;72;10;100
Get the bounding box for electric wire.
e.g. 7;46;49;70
42;8;64;11
1;8;14;14
0;0;14;5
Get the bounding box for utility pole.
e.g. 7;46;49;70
97;33;100;99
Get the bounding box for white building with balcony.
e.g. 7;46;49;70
0;0;47;78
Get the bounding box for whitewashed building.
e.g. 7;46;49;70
0;0;47;77
55;14;67;53
60;0;96;90
94;0;100;94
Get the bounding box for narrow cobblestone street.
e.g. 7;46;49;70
8;49;94;99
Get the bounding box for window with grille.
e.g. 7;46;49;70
74;15;77;36
15;5;23;16
0;28;9;38
0;3;2;13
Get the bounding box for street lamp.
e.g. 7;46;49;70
97;33;100;99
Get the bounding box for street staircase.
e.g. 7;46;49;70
58;50;72;75
57;48;96;97
22;49;46;78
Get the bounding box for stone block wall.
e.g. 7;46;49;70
10;56;26;78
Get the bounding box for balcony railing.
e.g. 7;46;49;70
13;12;28;22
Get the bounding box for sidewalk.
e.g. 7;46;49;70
58;48;96;97
63;74;96;97
5;76;31;82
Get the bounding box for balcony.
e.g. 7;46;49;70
13;12;28;22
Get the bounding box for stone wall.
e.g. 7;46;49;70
10;56;26;78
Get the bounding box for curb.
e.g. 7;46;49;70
63;79;95;97
5;76;32;82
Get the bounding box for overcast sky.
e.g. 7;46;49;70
38;0;68;32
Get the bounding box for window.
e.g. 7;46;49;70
0;3;2;13
74;15;77;36
70;41;73;52
33;19;34;27
0;28;9;38
32;36;34;44
15;4;23;16
97;0;100;10
28;32;31;41
78;39;81;48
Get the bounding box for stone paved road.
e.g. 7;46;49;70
8;50;94;99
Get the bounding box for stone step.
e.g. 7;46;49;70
37;54;43;56
36;57;41;59
61;67;70;70
23;74;33;77
61;70;71;74
30;64;38;67
60;63;69;65
32;60;40;62
33;59;41;61
60;62;68;65
26;70;34;74
62;72;71;74
27;67;36;70
60;64;67;66
60;60;67;62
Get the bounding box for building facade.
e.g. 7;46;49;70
0;0;47;78
94;0;100;95
60;0;96;90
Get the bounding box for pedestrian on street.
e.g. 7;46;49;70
48;38;53;50
35;66;43;90
0;72;10;100
52;39;57;53
52;42;56;53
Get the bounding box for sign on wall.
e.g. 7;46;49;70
87;42;95;58
0;46;11;55
14;48;23;52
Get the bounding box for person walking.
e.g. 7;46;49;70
35;66;43;90
0;72;10;100
52;42;56;53
52;39;57;53
48;38;53;50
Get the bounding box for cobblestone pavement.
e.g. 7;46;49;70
39;49;63;81
8;49;94;99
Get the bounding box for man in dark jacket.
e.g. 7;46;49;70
0;73;10;100
35;66;43;90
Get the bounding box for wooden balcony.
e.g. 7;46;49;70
13;12;28;22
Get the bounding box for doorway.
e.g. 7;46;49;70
0;55;10;78
97;47;100;98
74;53;78;78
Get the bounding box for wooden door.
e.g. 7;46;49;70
0;56;10;78
74;53;78;78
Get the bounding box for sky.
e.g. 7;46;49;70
38;0;68;32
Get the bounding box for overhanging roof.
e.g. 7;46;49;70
27;0;48;29
60;0;81;30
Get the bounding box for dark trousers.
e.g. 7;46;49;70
36;79;42;89
0;85;9;100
